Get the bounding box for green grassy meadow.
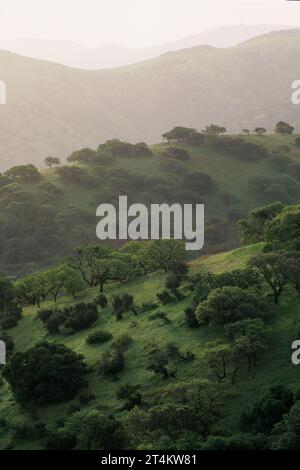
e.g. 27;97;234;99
1;241;300;449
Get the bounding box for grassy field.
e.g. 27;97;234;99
1;241;300;449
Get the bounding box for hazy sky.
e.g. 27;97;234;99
0;0;299;46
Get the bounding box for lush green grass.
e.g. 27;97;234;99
1;241;300;449
190;243;265;273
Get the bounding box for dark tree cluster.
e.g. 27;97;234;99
248;175;300;204
147;347;178;380
4;164;41;183
196;286;267;326
202;317;268;385
111;294;134;321
16;264;84;307
162;126;204;144
0;277;22;330
163;146;191;161
98;334;132;376
208;136;268;161
37;302;98;334
55;166;96;187
190;267;261;307
98;139;152;159
116;383;142;411
2;342;87;405
238;202;300;302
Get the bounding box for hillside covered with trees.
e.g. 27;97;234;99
1;123;300;277
1;124;300;450
1;200;300;449
1;29;300;170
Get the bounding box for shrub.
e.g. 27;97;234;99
37;181;64;201
270;154;291;171
38;303;98;334
183;172;213;194
5;304;22;321
77;393;96;405
184;307;198;327
116;384;142;411
64;303;98;332
141;302;159;312
134;142;152;158
111;334;133;352
86;330;112;345
99;348;125;376
157;290;174;305
209;136;268;161
191;272;215;304
1;316;18;329
165;273;183;296
165;342;181;359
122;294;134;311
163;147;191;161
94;293;108;308
37;308;54;323
160;159;186;176
56;166;95;187
44;311;66;334
111;294;134;320
147;350;177;379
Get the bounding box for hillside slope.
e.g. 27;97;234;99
0;242;299;450
1;30;300;170
1;134;300;277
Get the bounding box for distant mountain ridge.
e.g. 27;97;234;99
1;29;300;170
0;24;298;69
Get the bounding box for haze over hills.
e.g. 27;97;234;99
0;25;297;70
1;29;300;170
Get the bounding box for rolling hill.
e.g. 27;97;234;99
0;25;295;69
0;241;299;449
0;132;300;278
1;29;300;170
